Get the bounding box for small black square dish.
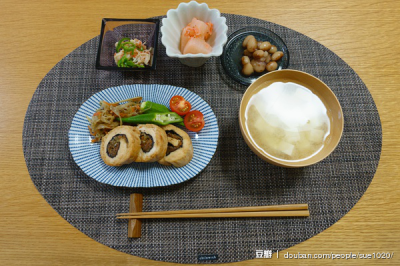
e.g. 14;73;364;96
221;27;289;85
96;18;160;71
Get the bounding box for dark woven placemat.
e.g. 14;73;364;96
23;14;381;264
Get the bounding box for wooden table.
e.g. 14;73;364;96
1;0;399;264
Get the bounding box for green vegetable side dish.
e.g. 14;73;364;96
114;37;153;68
121;112;183;126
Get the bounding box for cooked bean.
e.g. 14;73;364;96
243;49;252;57
253;50;264;59
242;63;254;76
241;56;250;65
240;35;285;76
247;37;257;52
268;45;277;54
271;51;284;61
251;59;266;73
263;52;271;63
259;41;272;51
266;61;278;72
243;35;255;48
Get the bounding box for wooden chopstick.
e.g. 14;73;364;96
116;204;309;219
116;210;309;219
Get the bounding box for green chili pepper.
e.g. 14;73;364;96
125;60;137;67
116;37;130;52
118;56;139;68
121;112;183;126
123;43;136;53
117;55;128;67
176;121;185;127
140;101;170;114
126;61;145;68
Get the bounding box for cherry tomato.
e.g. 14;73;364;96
169;95;191;116
184;110;205;132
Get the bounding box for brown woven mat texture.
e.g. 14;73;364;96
23;14;382;264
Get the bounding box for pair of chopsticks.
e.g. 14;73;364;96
116;204;309;219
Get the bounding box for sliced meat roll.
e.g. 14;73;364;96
135;124;168;163
158;124;193;167
100;126;141;166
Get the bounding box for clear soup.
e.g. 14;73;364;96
245;82;330;162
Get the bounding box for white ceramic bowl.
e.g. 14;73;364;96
161;1;228;67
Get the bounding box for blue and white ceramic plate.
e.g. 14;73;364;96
68;84;219;187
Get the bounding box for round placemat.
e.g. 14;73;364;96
23;14;382;264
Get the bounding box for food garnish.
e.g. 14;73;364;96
184;110;205;132
121;112;183;126
141;101;170;114
89;95;206;143
169;95;192;116
114;37;152;68
168;96;206;132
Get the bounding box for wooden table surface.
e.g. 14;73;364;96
1;0;399;265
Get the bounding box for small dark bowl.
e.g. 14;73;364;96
220;27;290;85
95;18;160;71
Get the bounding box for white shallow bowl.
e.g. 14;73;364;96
161;1;228;67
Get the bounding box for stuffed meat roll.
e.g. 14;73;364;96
100;126;141;166
158;124;193;167
135;124;168;163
